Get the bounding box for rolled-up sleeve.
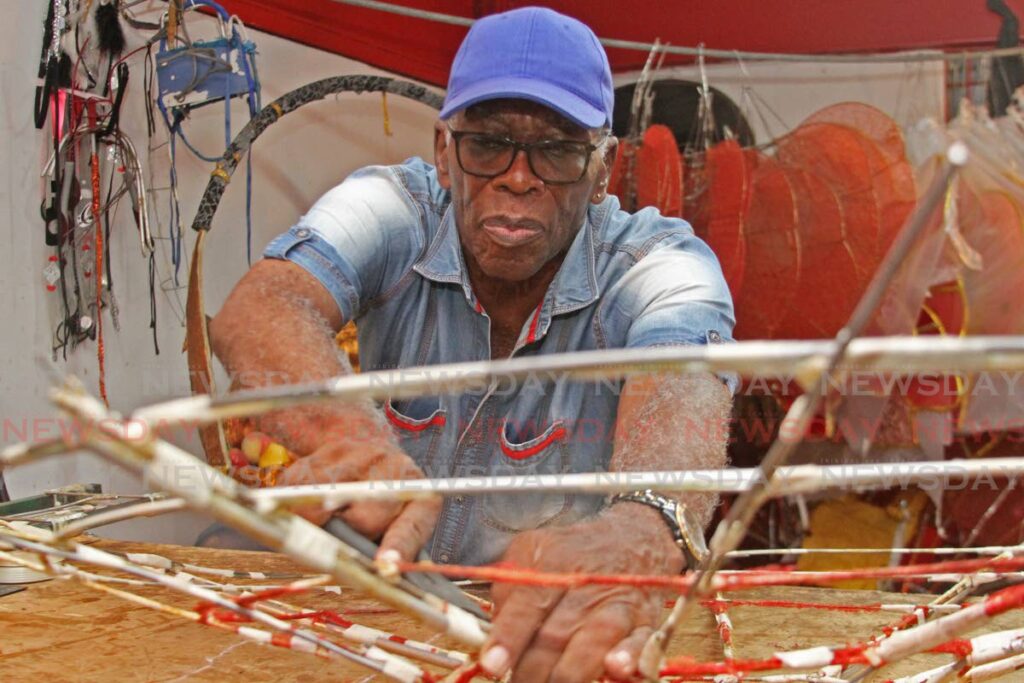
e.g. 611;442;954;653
263;163;425;323
603;230;738;392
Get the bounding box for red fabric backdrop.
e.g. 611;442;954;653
217;0;1024;86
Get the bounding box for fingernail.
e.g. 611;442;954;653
480;645;510;676
607;649;633;673
377;549;401;564
375;549;402;581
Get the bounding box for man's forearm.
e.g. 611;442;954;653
209;259;394;455
609;371;732;527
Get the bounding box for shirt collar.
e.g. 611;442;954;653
413;204;472;296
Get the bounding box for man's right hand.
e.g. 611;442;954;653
208;260;440;561
272;435;441;562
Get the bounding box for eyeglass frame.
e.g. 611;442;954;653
444;123;610;186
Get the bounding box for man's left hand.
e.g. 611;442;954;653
480;502;684;682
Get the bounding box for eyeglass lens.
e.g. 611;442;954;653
457;134;590;184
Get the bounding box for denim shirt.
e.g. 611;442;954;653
264;157;736;565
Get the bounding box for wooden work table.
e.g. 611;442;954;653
0;538;1020;681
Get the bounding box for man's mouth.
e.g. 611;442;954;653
481;216;544;247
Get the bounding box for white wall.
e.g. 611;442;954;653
1;4;944;544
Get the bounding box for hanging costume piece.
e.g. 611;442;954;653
155;5;258;114
775;167;857;339
986;0;1024;117
687;139;750;298
155;0;261;275
34;0;154;403
776;122;882;292
608;124;683;217
35;0;72;131
634;125;684;217
95;2;126;57
732;152;800;340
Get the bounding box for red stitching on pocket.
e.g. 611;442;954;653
500;426;566;460
385;402;446;432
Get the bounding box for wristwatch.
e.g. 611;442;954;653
609;490;709;568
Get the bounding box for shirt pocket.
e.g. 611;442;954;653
481;417;575;533
384;397;446;475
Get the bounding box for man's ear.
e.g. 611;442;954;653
434;119;452;190
592;136;618;203
600;136;618;182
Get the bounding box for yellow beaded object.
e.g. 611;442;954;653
336;321;360;371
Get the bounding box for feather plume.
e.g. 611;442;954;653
95;3;125;55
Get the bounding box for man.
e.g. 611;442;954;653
210;7;735;682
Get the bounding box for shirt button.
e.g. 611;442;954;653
295;228;310;238
439;552;451;563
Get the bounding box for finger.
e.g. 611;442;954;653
376;498;442;562
480;586;564;678
604;625;654;680
511;639;561;683
367;452;424;481
276;449;386;525
291;504;333;527
275;448;379;487
276;450;356;489
508;592;633;683
549;600;634;683
339;500;404;540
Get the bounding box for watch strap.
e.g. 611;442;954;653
609;489;708;568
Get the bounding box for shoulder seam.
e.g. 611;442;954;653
363;166;432;311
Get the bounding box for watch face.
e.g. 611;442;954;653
674;505;709;564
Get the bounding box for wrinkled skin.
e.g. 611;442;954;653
210;257;441;558
274;434;442;562
436;99;614;284
433;99;615;358
481;504;684;683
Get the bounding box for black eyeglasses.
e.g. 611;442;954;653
447;126;605;185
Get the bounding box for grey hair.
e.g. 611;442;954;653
593;127;615;152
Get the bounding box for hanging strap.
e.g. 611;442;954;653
186;229;228;467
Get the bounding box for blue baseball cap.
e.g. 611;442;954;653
440;7;614;129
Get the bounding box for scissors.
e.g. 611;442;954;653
324;517;489;620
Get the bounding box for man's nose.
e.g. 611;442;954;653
495;149;543;193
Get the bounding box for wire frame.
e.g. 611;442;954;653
687;139;749;298
958;188;1024;433
733;151;800;340
776;122;882;293
802;101;916;272
903;279;968;414
774;167;858;339
802;101;907;163
861;132;917;264
634;124;684;217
